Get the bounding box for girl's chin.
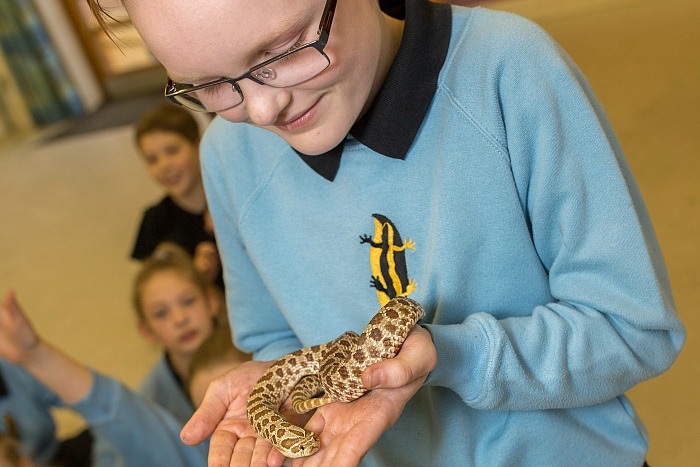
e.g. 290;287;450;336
284;131;347;156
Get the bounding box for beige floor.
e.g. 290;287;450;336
1;0;698;465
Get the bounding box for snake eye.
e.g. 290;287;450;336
301;435;321;456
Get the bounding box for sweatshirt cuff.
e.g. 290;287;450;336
422;314;493;405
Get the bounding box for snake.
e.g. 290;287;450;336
246;296;425;458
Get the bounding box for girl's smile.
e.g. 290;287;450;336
275;98;321;132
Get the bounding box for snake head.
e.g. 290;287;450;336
281;431;320;458
297;433;321;457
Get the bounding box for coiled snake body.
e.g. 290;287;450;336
246;296;425;458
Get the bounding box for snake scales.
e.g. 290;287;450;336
246;296;425;458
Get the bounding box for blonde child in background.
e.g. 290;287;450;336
132;103;222;286
133;242;223;425
0;287;249;467
0;247;243;466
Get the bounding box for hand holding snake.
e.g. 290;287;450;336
295;324;435;467
182;297;435;467
247;297;433;461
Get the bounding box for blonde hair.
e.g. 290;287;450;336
132;243;213;321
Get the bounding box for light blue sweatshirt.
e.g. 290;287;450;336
70;371;207;466
0;360;59;464
91;355;197;465
137;354;194;425
201;2;685;465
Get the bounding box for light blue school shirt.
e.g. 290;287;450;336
0;360;59;464
201;1;685;465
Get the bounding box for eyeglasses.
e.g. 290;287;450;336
164;0;337;113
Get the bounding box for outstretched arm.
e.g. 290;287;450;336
0;290;93;404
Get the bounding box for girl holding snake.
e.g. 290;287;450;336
86;1;685;466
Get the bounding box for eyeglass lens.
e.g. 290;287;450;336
173;45;330;112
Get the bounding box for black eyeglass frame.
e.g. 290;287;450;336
164;0;338;111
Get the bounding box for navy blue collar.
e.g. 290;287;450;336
295;0;452;181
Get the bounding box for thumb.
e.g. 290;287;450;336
361;357;414;390
181;386;230;445
361;326;436;390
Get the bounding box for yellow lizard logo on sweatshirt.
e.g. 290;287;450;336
360;214;416;306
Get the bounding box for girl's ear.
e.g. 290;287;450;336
138;320;159;343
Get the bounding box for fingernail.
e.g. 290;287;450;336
365;370;380;389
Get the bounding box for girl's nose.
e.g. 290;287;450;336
172;307;189;325
154;156;172;174
235;79;291;127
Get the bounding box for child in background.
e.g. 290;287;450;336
1;244;222;466
132;103;222;286
133;242;223;425
0;289;243;466
0;289;250;467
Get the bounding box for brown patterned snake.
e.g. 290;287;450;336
246;296;425;458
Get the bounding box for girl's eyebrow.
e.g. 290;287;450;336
256;9;313;51
169;9;315;84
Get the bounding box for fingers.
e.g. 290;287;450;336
207;429;283;467
182;359;275;467
1;290;17;317
3;289;12;307
299;416;376;467
290;328;435;466
209;434;269;467
322;428;375;467
302;409;326;441
194;243;222;282
5;291;25;325
195;241;218;258
362;325;436;390
207;428;241;467
6;290;18;310
0;293;9;320
266;445;287;467
1;290;24;326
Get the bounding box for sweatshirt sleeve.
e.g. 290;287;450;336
68;371;208;467
424;11;685;410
